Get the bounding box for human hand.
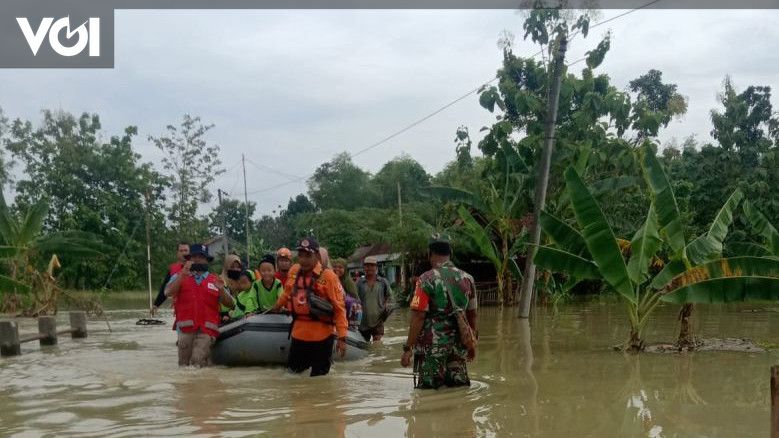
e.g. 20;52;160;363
181;261;192;276
150;306;158;317
336;337;347;358
467;346;476;362
401;350;412;367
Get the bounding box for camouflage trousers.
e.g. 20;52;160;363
413;343;470;389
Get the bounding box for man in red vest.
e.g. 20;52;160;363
166;243;235;367
151;242;189;316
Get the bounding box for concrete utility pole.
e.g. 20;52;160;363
218;189;229;256
242;154;251;267
518;35;568;319
397;180;406;291
144;188;154;315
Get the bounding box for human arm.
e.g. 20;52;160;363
326;273;349;357
153;272;172;309
216;277;235;308
400;310;426;367
401;279;428;367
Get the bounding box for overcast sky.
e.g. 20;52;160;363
1;9;777;216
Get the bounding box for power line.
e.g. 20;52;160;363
243;2;658;198
245;157;301;181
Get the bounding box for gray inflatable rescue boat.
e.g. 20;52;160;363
211;313;369;366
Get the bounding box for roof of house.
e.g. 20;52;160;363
346;243;399;268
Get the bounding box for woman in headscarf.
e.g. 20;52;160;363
219;254;242;322
332;258;362;331
332;258;358;299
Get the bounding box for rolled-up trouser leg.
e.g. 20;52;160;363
177;332;195;366
190;332;215;367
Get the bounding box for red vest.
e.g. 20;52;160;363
174;273;221;338
169;263;184;276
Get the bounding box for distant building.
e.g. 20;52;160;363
347;243;401;285
204;235;243;261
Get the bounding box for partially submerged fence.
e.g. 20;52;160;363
476;281;500;306
0;311;87;357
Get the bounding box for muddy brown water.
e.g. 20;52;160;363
2;299;778;437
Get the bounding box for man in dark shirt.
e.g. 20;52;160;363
151;242;189;316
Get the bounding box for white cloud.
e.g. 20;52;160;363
0;9;777;215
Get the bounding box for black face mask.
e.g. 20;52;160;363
226;270;242;280
191;263;210;273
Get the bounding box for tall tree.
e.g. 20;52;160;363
307;152;372;210
208;198;256;243
370;154;431;208
6;110;166;289
149;114;224;239
628;69;688;140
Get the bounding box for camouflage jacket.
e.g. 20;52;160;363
410;261;477;350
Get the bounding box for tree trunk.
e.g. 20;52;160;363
496;272;505;306
626;329;645;353
677;303;697;350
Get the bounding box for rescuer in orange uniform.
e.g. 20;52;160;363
273;237;348;376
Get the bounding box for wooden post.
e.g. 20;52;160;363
69;311;87;339
772;365;779;438
0;321;21;357
38;316;58;346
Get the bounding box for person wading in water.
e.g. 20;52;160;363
166;244;235;367
401;233;478;389
357;256;393;342
272;237;348;376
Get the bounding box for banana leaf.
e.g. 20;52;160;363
539;210;589;256
662;256;779;303
0;274;31;294
17;201;48;248
508;257;523;280
565;167;635;303
640;144;686;255
457;205;500;268
534;245;601;280
662;276;779;304
649;259;686;290
627;203;661;285
685;189;743;265
727;242;773;257
0;245;22;258
743;200;779;255
420;186;487;212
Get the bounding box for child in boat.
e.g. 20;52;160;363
255;254;284;313
230;270;260;319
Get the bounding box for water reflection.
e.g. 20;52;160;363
0;302;775;437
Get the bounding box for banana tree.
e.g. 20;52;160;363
422;184;525;305
534;166;779;352
639;144;744;348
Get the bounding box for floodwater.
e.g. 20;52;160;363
2;299;778;437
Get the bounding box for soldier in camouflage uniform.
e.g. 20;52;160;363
400;233;478;389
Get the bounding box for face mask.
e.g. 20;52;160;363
227;270;242;280
191;263;209;273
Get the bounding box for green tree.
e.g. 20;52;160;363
6;110;166;289
628;69;688;140
208;198;256;243
149;114;224;239
307;152;373;210
370;154;431;208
